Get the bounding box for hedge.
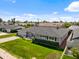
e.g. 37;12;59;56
32;38;64;51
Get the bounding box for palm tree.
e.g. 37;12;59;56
0;18;3;23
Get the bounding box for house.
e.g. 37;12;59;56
0;24;25;33
68;25;79;31
38;22;64;28
68;29;79;48
17;27;70;49
67;25;79;48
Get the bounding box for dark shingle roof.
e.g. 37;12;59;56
0;24;24;30
69;25;79;30
73;30;79;39
19;27;69;38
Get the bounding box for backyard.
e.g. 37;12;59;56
0;38;62;59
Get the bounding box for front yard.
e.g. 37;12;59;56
0;38;62;59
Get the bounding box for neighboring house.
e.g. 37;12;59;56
0;24;25;33
17;27;70;49
68;25;79;48
38;22;64;28
68;25;79;31
68;29;79;48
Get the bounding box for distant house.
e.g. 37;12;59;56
38;22;64;28
68;25;79;31
17;27;70;49
0;24;24;33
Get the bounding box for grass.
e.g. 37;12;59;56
63;55;75;59
0;33;16;38
0;38;62;59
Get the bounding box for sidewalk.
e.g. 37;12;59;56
0;36;19;43
0;48;16;59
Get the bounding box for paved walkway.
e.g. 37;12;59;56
0;48;16;59
0;36;19;43
0;32;8;36
0;35;20;59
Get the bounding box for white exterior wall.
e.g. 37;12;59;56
56;33;68;45
6;29;11;32
18;31;26;37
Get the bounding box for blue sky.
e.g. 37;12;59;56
0;0;79;22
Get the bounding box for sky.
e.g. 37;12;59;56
0;0;79;22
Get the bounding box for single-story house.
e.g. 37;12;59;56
38;22;64;28
67;25;79;48
17;27;70;49
0;24;25;33
68;29;79;48
68;25;79;31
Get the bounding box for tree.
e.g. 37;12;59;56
72;48;79;59
60;20;63;23
11;18;16;24
0;18;2;22
75;22;79;26
64;22;72;28
24;20;28;23
8;20;10;23
43;20;48;23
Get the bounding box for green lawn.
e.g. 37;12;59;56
63;55;75;59
0;33;16;38
0;38;62;59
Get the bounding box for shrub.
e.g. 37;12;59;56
10;29;17;33
32;38;63;51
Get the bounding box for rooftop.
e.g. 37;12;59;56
69;25;79;30
19;27;69;38
0;24;24;30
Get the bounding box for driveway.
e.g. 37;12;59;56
0;36;19;43
0;48;16;59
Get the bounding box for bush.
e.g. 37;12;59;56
10;29;17;33
64;22;72;28
0;28;2;31
32;38;63;51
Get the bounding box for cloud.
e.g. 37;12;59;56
4;0;16;3
64;1;79;12
53;12;58;15
0;12;79;22
11;0;16;3
2;14;78;22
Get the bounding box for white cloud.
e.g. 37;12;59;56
0;12;79;22
23;13;36;17
64;1;79;12
53;12;58;15
4;0;16;3
11;0;16;3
